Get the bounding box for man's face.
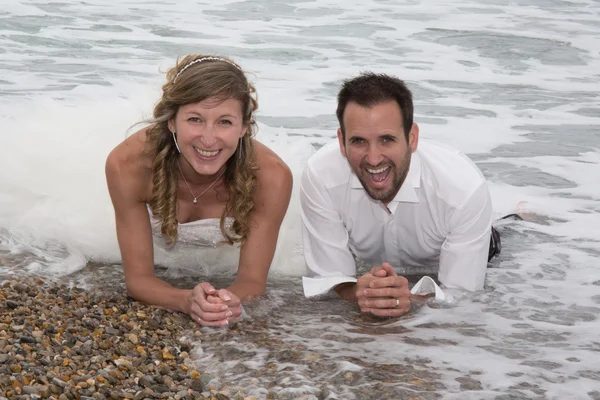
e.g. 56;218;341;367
338;100;419;204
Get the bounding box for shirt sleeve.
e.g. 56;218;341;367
437;182;493;292
300;162;358;298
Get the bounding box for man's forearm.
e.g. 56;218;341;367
334;282;358;302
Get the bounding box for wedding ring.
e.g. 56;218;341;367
395;299;400;308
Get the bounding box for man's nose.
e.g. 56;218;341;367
365;144;384;166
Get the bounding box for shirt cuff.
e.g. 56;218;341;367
303;275;454;303
410;276;454;303
302;275;358;298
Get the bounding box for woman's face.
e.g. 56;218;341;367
169;97;248;176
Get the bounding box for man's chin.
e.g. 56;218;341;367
357;175;396;202
365;186;395;203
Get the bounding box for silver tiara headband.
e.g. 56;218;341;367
173;56;243;82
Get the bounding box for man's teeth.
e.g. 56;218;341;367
367;166;389;174
194;147;219;157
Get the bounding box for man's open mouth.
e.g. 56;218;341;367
366;166;391;183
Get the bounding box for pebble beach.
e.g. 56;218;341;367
0;274;242;400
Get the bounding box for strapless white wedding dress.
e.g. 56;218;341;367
149;212;233;249
147;206;240;276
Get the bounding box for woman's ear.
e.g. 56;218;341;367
240;122;250;138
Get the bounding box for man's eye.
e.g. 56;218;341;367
351;138;364;144
383;137;395;143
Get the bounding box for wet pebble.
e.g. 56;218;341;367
455;376;483;391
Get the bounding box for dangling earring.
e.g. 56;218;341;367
237;137;243;161
172;131;181;153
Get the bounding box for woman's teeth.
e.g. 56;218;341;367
194;147;219;157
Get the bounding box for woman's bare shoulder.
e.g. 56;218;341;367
253;140;293;194
105;128;153;199
107;128;152;166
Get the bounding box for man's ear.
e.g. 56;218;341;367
408;123;419;153
337;128;347;158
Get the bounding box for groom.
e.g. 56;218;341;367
300;72;499;317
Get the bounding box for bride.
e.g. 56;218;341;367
105;55;293;327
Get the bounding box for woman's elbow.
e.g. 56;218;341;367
124;276;147;302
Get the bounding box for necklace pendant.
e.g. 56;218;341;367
193;198;198;204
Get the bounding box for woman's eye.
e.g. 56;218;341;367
220;120;232;125
188;117;201;122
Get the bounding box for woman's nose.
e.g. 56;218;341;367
200;126;217;147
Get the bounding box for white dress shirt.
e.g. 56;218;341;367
300;138;493;297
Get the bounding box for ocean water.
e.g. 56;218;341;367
1;0;600;399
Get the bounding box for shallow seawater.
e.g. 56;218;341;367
1;0;600;398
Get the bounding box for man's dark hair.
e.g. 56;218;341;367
336;72;413;141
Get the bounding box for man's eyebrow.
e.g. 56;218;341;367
348;134;365;140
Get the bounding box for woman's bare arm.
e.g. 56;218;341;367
226;147;293;302
105;136;193;314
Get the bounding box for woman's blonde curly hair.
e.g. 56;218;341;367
143;54;259;246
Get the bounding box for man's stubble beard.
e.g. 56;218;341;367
356;149;412;204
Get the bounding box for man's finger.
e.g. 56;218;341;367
369;276;407;289
364;287;408;299
369;265;388;277
369;306;410;317
364;297;408;310
381;263;397;277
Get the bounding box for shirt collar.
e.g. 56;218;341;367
350;151;421;209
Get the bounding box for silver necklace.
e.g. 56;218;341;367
176;160;226;204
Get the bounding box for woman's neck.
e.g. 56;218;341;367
177;155;226;187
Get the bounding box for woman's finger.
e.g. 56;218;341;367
216;289;235;303
191;294;228;313
205;294;226;305
199;282;217;296
196;308;234;322
193;314;230;327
